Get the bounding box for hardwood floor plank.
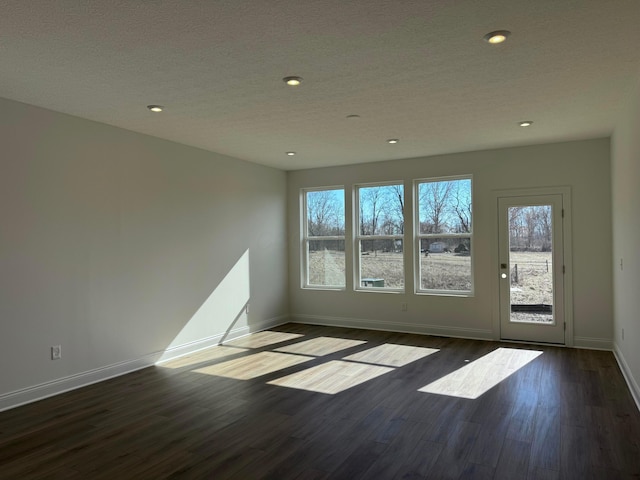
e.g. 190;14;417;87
493;439;531;480
560;425;591;478
505;385;538;442
527;466;560;480
529;404;561;471
458;462;495;480
466;397;513;468
420;397;477;444
361;421;438;478
327;440;388;480
292;468;329;480
228;436;306;479
424;420;481;479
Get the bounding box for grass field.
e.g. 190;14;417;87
508;251;553;305
308;250;471;290
308;249;553;297
307;249;346;286
508;251;554;324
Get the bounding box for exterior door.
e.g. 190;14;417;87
498;194;565;344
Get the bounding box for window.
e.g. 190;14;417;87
415;176;472;294
355;183;405;291
303;187;345;288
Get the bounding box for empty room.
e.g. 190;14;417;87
1;1;640;479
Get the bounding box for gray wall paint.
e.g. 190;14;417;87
0;97;288;398
288;139;613;346
612;80;640;397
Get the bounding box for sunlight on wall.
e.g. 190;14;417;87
418;347;542;399
157;250;251;363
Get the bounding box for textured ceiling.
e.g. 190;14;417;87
2;0;640;170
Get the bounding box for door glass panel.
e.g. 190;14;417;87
508;205;554;324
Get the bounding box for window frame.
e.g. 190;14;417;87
413;175;474;296
354;181;406;293
301;186;346;290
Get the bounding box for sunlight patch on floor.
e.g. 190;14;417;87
275;337;366;356
224;331;304;349
343;343;439;367
268;360;393;394
418;348;542;399
159;346;249;369
193;351;314;380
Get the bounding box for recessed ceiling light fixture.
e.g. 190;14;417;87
286;151;296;156
147;105;164;112
518;120;533;127
483;30;511;44
283;76;303;86
346;114;361;119
387;139;399;144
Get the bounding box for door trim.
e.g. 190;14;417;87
491;186;573;346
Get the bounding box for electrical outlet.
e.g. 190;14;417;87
245;304;249;314
401;302;408;311
51;345;62;360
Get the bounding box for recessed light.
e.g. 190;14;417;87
483;30;511;44
519;121;533;127
286;151;296;156
283;76;303;86
387;139;399;144
147;105;164;112
346;114;361;119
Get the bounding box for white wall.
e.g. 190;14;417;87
612;79;640;405
288;139;612;347
0;97;288;409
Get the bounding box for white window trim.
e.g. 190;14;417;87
301;186;346;290
413;175;474;297
354;181;405;293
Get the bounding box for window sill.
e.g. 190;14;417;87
415;290;474;298
302;286;346;292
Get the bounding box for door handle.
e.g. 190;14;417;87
500;263;508;278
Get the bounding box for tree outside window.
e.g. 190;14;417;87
416;177;473;294
303;188;345;288
356;183;405;291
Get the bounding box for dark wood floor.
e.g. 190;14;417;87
1;323;639;479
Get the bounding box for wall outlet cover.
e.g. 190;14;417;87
51;345;62;360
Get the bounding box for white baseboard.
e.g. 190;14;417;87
0;354;158;413
0;315;288;412
573;336;613;350
291;313;494;341
156;315;289;364
613;343;640;412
